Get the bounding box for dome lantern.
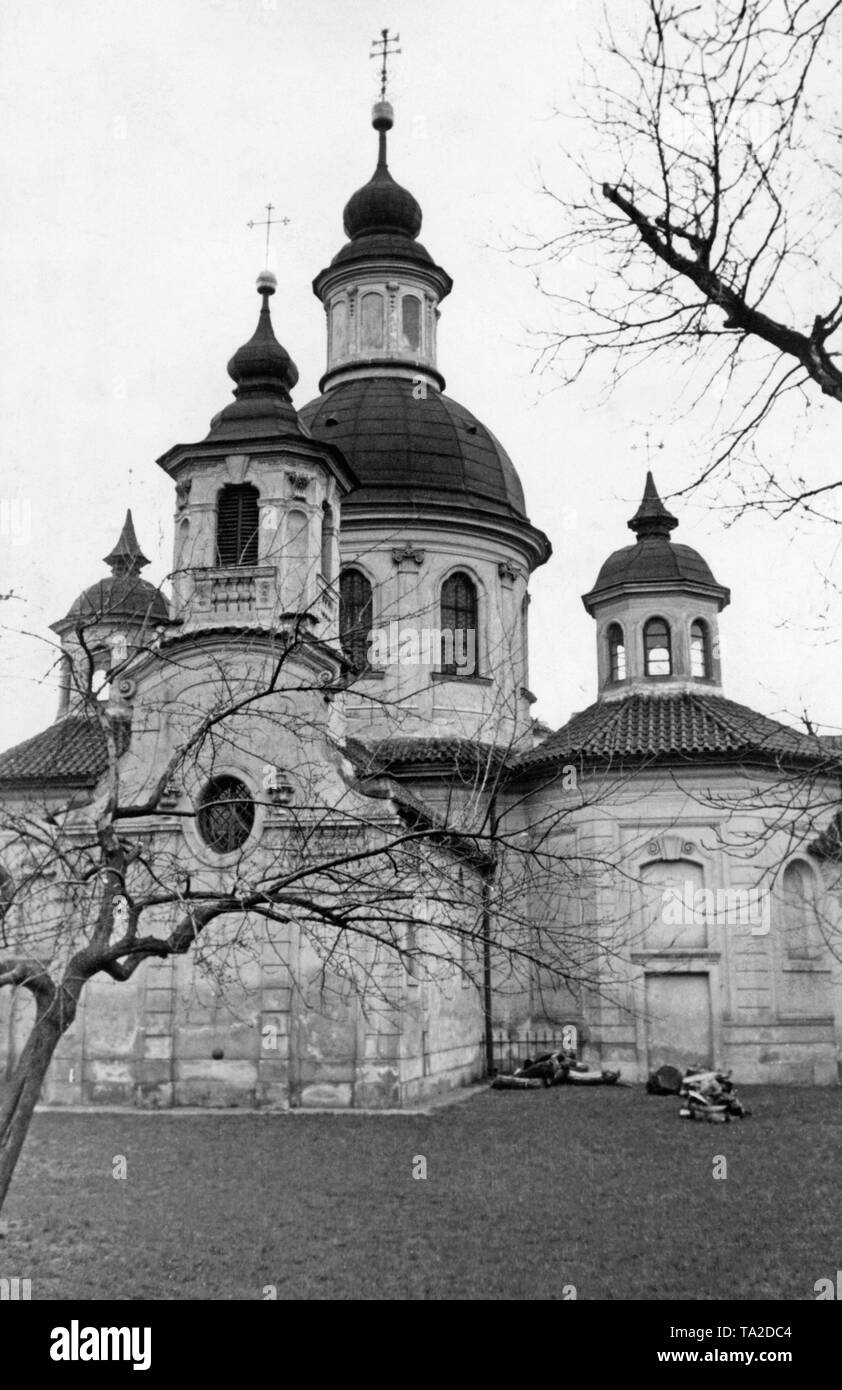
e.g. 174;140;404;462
582;472;730;700
312;98;453;395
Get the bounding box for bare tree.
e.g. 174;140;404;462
0;600;636;1215
531;0;842;519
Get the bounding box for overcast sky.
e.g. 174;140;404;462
0;0;839;750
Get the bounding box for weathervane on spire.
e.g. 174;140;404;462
247;203;290;269
370;27;401;100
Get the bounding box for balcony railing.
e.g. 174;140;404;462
191;566;275;616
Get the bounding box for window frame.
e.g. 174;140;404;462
359;290;385;350
439;570;480;677
643;616;672;678
690;619;710;679
339;566;374;672
780;858;822;963
400;293;422;352
607;622;627;682
320;503;335;583
196;775;256;855
216;483;260;568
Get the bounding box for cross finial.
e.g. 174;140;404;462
631;429;665;467
247;203;291;268
370;27;401;101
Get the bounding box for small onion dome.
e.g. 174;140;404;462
342;103;423;241
226;282;299;397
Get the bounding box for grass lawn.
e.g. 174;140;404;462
2;1084;840;1300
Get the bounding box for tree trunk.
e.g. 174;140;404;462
0;1011;65;1212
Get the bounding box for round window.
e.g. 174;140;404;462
196;776;255;853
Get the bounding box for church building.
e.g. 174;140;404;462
0;86;841;1105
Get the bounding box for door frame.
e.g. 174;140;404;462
634;957;723;1073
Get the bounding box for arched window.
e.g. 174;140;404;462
401;295;421;351
644;617;672;676
642;858;707;950
339;568;373;671
320;504;335;582
92;647;112;703
607;623;626;682
781;860;817;958
331;300;348;358
196;775;255;854
360;292;384;350
440;572;478;676
690;619;710;678
216;484;259;567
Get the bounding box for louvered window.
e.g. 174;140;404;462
339;568;373;670
440;572;478;676
216;484;259;567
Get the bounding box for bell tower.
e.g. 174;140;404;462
156;274;357;643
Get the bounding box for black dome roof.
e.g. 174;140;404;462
591;537;720;593
65;575;170;626
328;232;436;272
343;164;422;241
299;378;549;557
583;473;729;609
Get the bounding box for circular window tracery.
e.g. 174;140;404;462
196;775;255;853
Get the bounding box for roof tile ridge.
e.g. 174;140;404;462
703;692;799;745
682;689;743;749
0;713;82;761
585;693;633;752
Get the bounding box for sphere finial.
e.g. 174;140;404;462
256;268;277;296
372;99;394;132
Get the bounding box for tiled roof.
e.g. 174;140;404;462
341;738;494;868
0;715;130;786
346;736;507;776
517;693;841;771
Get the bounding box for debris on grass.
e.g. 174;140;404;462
678;1067;751;1123
491;1047;622;1090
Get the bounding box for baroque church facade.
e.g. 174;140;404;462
1;97;841;1106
